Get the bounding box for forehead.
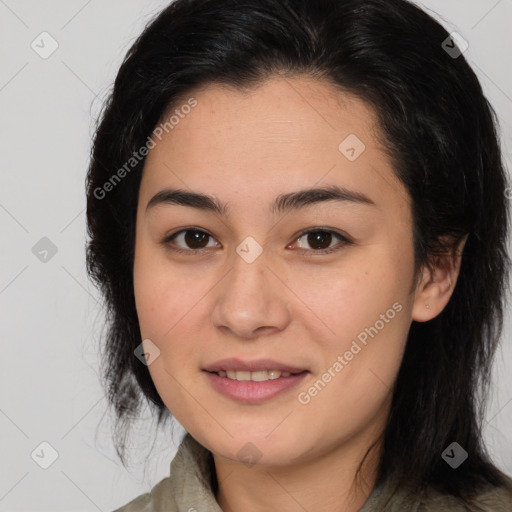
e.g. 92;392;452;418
154;75;379;155
140;75;407;212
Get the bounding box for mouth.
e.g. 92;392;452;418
202;359;309;403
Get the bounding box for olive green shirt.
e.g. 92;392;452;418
113;434;512;511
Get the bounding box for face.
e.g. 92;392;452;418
133;75;420;467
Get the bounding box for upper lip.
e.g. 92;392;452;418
203;358;308;374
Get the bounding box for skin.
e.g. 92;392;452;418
133;75;465;512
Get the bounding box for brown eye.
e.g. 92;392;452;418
305;231;333;250
183;230;210;249
293;229;351;255
165;229;220;252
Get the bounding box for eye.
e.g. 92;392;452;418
290;229;351;255
163;228;220;254
162;227;351;256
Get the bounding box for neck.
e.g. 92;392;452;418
213;431;383;512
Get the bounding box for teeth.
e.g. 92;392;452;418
217;370;294;381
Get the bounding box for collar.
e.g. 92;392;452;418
137;433;512;512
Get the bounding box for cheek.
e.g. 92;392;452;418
133;255;203;411
295;300;409;444
290;248;412;393
133;241;198;337
132;245;213;389
290;250;406;337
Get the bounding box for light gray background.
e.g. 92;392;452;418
1;1;511;511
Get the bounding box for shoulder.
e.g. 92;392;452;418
111;476;176;512
420;474;512;512
110;433;220;512
363;472;512;512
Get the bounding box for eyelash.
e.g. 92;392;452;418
161;227;352;257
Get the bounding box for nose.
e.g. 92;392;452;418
210;250;292;340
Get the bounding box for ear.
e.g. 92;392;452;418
412;234;468;322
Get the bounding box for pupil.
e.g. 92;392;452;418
185;230;208;249
308;231;331;250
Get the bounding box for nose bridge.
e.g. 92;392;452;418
211;243;291;338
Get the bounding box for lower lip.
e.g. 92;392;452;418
203;371;309;403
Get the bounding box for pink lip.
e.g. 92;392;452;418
203;358;307;374
203;370;309;404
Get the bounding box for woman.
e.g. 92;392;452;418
85;0;512;510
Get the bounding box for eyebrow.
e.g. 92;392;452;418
146;185;376;216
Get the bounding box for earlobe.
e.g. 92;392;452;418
411;235;468;323
411;263;440;322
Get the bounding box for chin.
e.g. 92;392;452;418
197;427;307;467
